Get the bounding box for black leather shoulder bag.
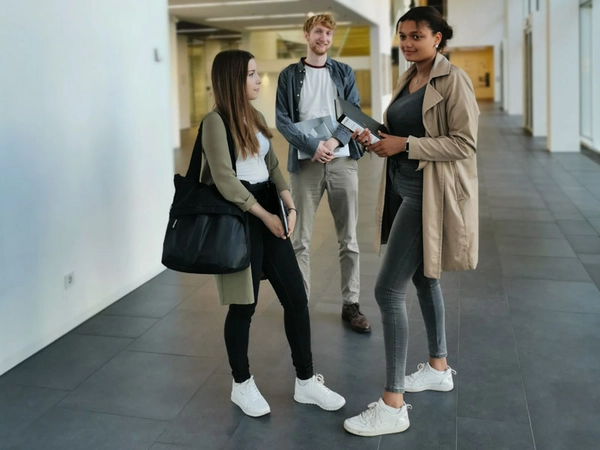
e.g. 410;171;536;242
161;113;250;274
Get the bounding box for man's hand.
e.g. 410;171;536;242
311;140;336;164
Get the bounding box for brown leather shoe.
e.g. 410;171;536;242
342;303;371;333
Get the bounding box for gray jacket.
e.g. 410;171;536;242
275;57;362;173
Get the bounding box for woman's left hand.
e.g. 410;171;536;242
287;209;296;236
367;132;406;158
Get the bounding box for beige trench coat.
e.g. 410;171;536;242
199;111;289;305
375;53;480;279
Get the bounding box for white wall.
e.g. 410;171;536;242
169;16;181;147
447;0;505;102
0;0;173;375
177;36;191;130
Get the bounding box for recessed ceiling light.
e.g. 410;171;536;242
207;13;306;22
176;28;219;33
245;21;351;30
169;0;299;9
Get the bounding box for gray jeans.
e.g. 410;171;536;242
290;157;360;304
375;163;447;393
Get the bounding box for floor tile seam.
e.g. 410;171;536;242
506;305;600;316
494;234;579;245
94;312;161;321
52;403;172;424
502;274;591;284
150;281;209;288
502;276;538;450
153;361;224;447
37;338;136;395
118;305;198;347
152;441;200;450
455;413;531;426
2;405;171;449
530;157;595;222
499;254;582;261
123;348;224;361
71;330;151;340
542;163;600;206
125;287;202;321
581;148;600;166
100;311;171;320
0;382;72;397
495;251;578;259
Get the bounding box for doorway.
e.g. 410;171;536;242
448;46;495;101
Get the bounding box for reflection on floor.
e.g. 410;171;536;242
1;103;600;449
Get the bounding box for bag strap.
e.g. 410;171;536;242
185;111;236;180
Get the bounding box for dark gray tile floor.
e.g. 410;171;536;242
1;103;599;449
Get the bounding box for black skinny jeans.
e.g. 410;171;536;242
224;182;314;383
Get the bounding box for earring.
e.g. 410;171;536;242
435;43;439;48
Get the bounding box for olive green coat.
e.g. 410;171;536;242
375;53;480;279
199;111;288;305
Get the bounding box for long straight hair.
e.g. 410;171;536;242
210;49;272;159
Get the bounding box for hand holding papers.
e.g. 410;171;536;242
293;116;339;160
334;98;389;144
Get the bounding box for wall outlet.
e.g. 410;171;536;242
64;272;75;289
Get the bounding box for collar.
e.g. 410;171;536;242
399;52;451;88
297;56;332;71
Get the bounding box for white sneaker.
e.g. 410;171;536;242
404;362;456;392
294;374;346;411
231;376;270;417
344;398;411;437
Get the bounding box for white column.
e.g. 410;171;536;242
246;31;278;59
589;0;600;152
370;21;392;122
169;16;180;148
177;36;191;130
505;0;524;115
204;40;221;114
546;0;579;152
531;3;547;136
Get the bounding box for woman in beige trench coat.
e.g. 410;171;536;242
344;7;479;437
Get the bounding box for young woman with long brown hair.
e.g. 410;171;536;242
199;49;345;417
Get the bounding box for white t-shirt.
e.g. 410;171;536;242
298;63;350;159
235;132;270;183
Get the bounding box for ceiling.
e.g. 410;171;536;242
168;0;371;37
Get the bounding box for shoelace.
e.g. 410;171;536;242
345;303;362;318
244;380;262;401
313;374;332;396
406;363;427;383
407;363;457;382
360;402;412;426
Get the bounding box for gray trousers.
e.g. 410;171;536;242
289;157;360;304
375;164;447;393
